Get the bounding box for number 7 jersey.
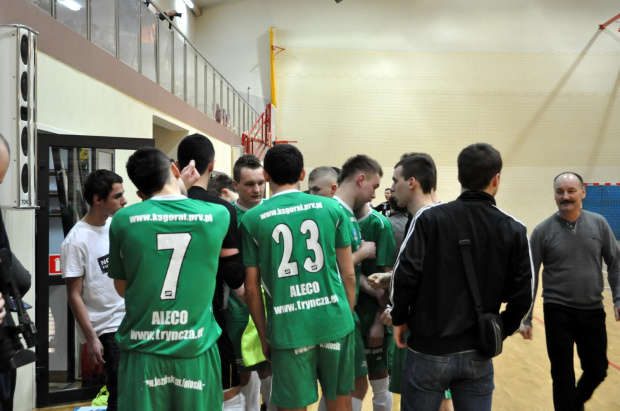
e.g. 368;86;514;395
108;195;230;357
240;190;355;350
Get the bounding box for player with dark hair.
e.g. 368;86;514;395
331;154;382;411
208;173;238;203
391;143;532;410
177;134;247;410
62;169;127;411
228;153;273;410
109;146;230;410
241;144;356;411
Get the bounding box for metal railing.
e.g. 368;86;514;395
27;0;260;136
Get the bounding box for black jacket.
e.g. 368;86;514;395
391;191;533;355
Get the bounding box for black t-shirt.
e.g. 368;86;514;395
187;186;240;310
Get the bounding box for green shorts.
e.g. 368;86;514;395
389;344;407;394
117;345;222;411
226;319;270;372
270;332;355;409
353;315;369;378
365;333;393;372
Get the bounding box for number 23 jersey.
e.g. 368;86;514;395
109;195;230;357
240;190;355;349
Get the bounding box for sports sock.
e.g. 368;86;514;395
223;391;246;411
369;377;393;411
259;375;276;411
351;396;363;411
240;372;260;411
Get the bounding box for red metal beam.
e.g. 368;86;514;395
599;12;620;30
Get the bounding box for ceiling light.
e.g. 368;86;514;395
183;0;195;8
58;0;82;11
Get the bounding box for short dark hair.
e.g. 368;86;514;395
126;146;172;197
553;172;584;187
233;154;262;182
264;144;303;185
308;166;338;184
83;169;123;206
395;155;436;194
457;143;502;191
338;155;383;185
177;133;215;175
400;152;437;191
207;173;236;197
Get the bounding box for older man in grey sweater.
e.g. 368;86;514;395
521;172;620;411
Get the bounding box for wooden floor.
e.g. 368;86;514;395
39;285;619;411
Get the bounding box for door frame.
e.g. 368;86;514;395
35;133;153;407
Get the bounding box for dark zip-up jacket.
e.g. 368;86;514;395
391;191;534;355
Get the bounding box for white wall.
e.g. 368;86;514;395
277;47;620;231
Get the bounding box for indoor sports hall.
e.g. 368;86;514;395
1;1;619;410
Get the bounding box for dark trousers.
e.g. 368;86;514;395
99;332;121;411
544;303;608;411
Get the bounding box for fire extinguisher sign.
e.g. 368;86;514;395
49;254;62;275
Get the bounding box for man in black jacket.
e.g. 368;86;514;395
391;143;533;411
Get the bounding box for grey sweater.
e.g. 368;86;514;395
525;210;620;326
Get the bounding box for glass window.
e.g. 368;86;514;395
118;0;139;71
186;46;196;106
158;20;173;92
55;0;87;38
28;0;52;15
206;65;214;118
214;73;222;124
91;0;116;56
140;2;157;83
196;56;206;113
173;33;185;100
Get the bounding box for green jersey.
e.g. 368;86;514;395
240;190;354;349
355;209;397;335
109;195;230;357
224;200;261;322
334;196;363;304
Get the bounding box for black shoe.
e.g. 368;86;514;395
260;404;267;411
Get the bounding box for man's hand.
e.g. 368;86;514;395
235;284;247;304
380;308;393;327
86;337;105;366
261;338;271;362
520;325;533;340
367;272;391;291
180;159;200;189
359;240;377;260
614;306;619;322
367;319;384;348
0;292;5;324
393;323;409;349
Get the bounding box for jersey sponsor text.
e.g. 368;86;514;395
144;374;204;391
290;281;321;297
272;293;340;315
130;327;204;341
151;310;188;325
259;201;323;220
128;213;214;223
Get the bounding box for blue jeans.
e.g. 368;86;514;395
401;349;494;411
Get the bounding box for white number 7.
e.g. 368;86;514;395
157;233;192;300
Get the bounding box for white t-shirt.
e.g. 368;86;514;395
61;219;125;343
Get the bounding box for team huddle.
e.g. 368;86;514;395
61;134;620;411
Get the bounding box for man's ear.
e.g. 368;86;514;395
408;177;417;191
330;184;338;195
171;161;181;179
263;169;271;183
208;160;215;173
137;191;148;201
299;169;306;182
356;173;366;186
